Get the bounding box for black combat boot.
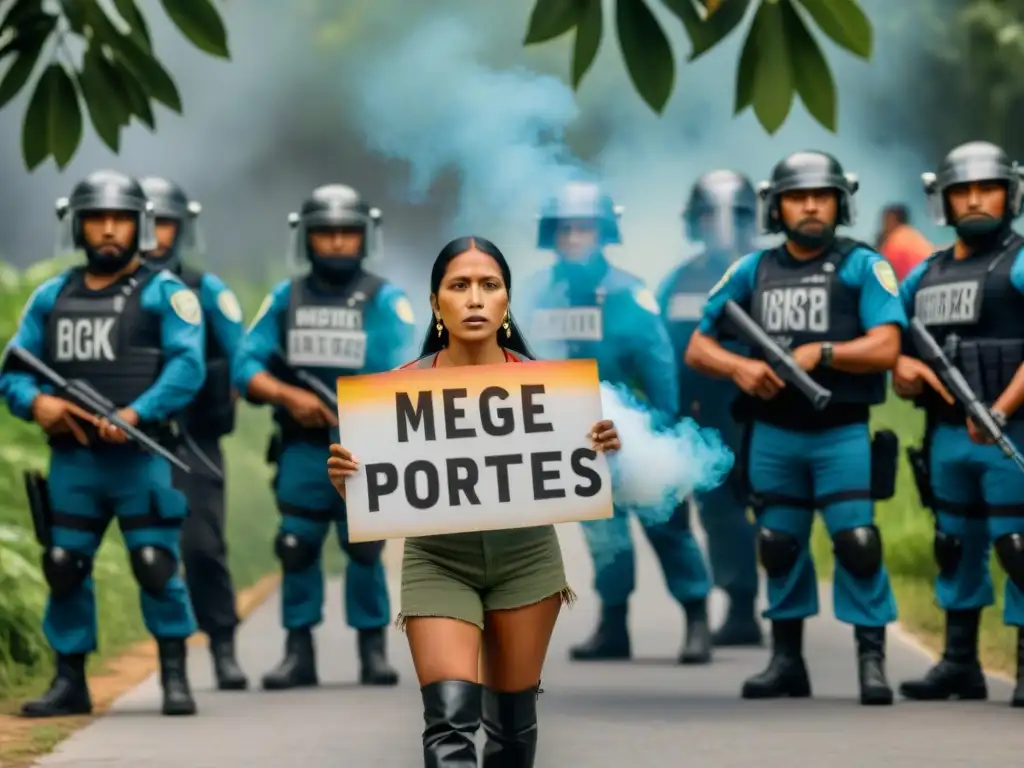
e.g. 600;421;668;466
855;625;893;705
1011;628;1024;708
261;627;318;690
899;609;987;701
678;599;713;664
421;679;482;767
20;653;92;718
482;684;539;767
358;627;399;686
569;604;630;661
741;619;811;699
712;594;764;647
210;630;248;691
158;638;197;716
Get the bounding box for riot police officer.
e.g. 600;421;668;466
518;181;714;665
231;184;416;690
656;170;763;647
0;170;205;717
895;141;1024;708
139;176;248;691
685;151;905;704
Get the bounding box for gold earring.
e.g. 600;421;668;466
502;313;511;338
435;318;443;337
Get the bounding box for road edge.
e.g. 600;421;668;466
0;571;282;767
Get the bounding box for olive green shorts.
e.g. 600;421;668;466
398;525;575;630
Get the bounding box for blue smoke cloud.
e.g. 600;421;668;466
348;13;746;545
347;15;590;236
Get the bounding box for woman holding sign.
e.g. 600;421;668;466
328;236;620;767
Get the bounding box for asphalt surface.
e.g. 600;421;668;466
36;520;1024;766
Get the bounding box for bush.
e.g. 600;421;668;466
0;260;279;699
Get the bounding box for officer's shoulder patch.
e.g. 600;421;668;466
393;295;415;325
871;259;899;297
631;287;660;315
709;258;742;296
216;289;244;323
169;289;202;326
248;293;274;331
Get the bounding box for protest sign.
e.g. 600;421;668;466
335;358;613;542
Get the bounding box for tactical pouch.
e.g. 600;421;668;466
266;431;283;465
905;445;935;510
869;429;899;501
23;470;52;547
192;358;236;437
728;422;755;504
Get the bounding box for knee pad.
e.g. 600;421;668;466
933;529;963;578
274;532;319;573
345;541;384;567
129;546;179;595
994;533;1024;591
832;525;883;579
41;547;92;599
757;528;800;578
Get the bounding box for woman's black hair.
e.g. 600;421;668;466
419;235;534;359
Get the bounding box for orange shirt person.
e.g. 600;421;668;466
876;204;934;282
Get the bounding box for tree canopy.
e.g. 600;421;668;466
1;0;985;174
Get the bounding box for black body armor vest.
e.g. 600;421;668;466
911;233;1024;423
45;266;163;411
270;271;384;443
736;238;886;429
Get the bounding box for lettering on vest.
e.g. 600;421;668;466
759;285;830;334
668;293;706;321
54;317;117;362
915;280;981;326
287;306;367;369
530;308;602;341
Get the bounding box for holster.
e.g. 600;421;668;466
869;429;899;501
906;427;935;511
23;470;53;548
728;420;755;505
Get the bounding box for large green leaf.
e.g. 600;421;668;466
616;0;675;113
796;0;872;59
523;0;583;44
0;17;57;109
749;0;794;134
111;34;182;112
733;2;766;114
78;47;129;151
112;0;153;50
663;0;752;61
159;0;230;58
781;0;836;132
571;0;602;88
108;58;156;129
22;63;82;170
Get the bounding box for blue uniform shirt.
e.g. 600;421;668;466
899;245;1024;312
517;255;678;417
232;276;417;396
697;245;908;338
196;272;244;363
0;267;207;423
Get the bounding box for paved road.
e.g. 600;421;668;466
38;521;1024;766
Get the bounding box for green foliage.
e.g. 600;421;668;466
0;0;230;172
0;258;278;698
522;0;873;133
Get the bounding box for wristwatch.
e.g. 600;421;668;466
820;342;834;368
991;408;1009;428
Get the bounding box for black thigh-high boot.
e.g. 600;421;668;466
482;684;540;767
421;680;482;767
